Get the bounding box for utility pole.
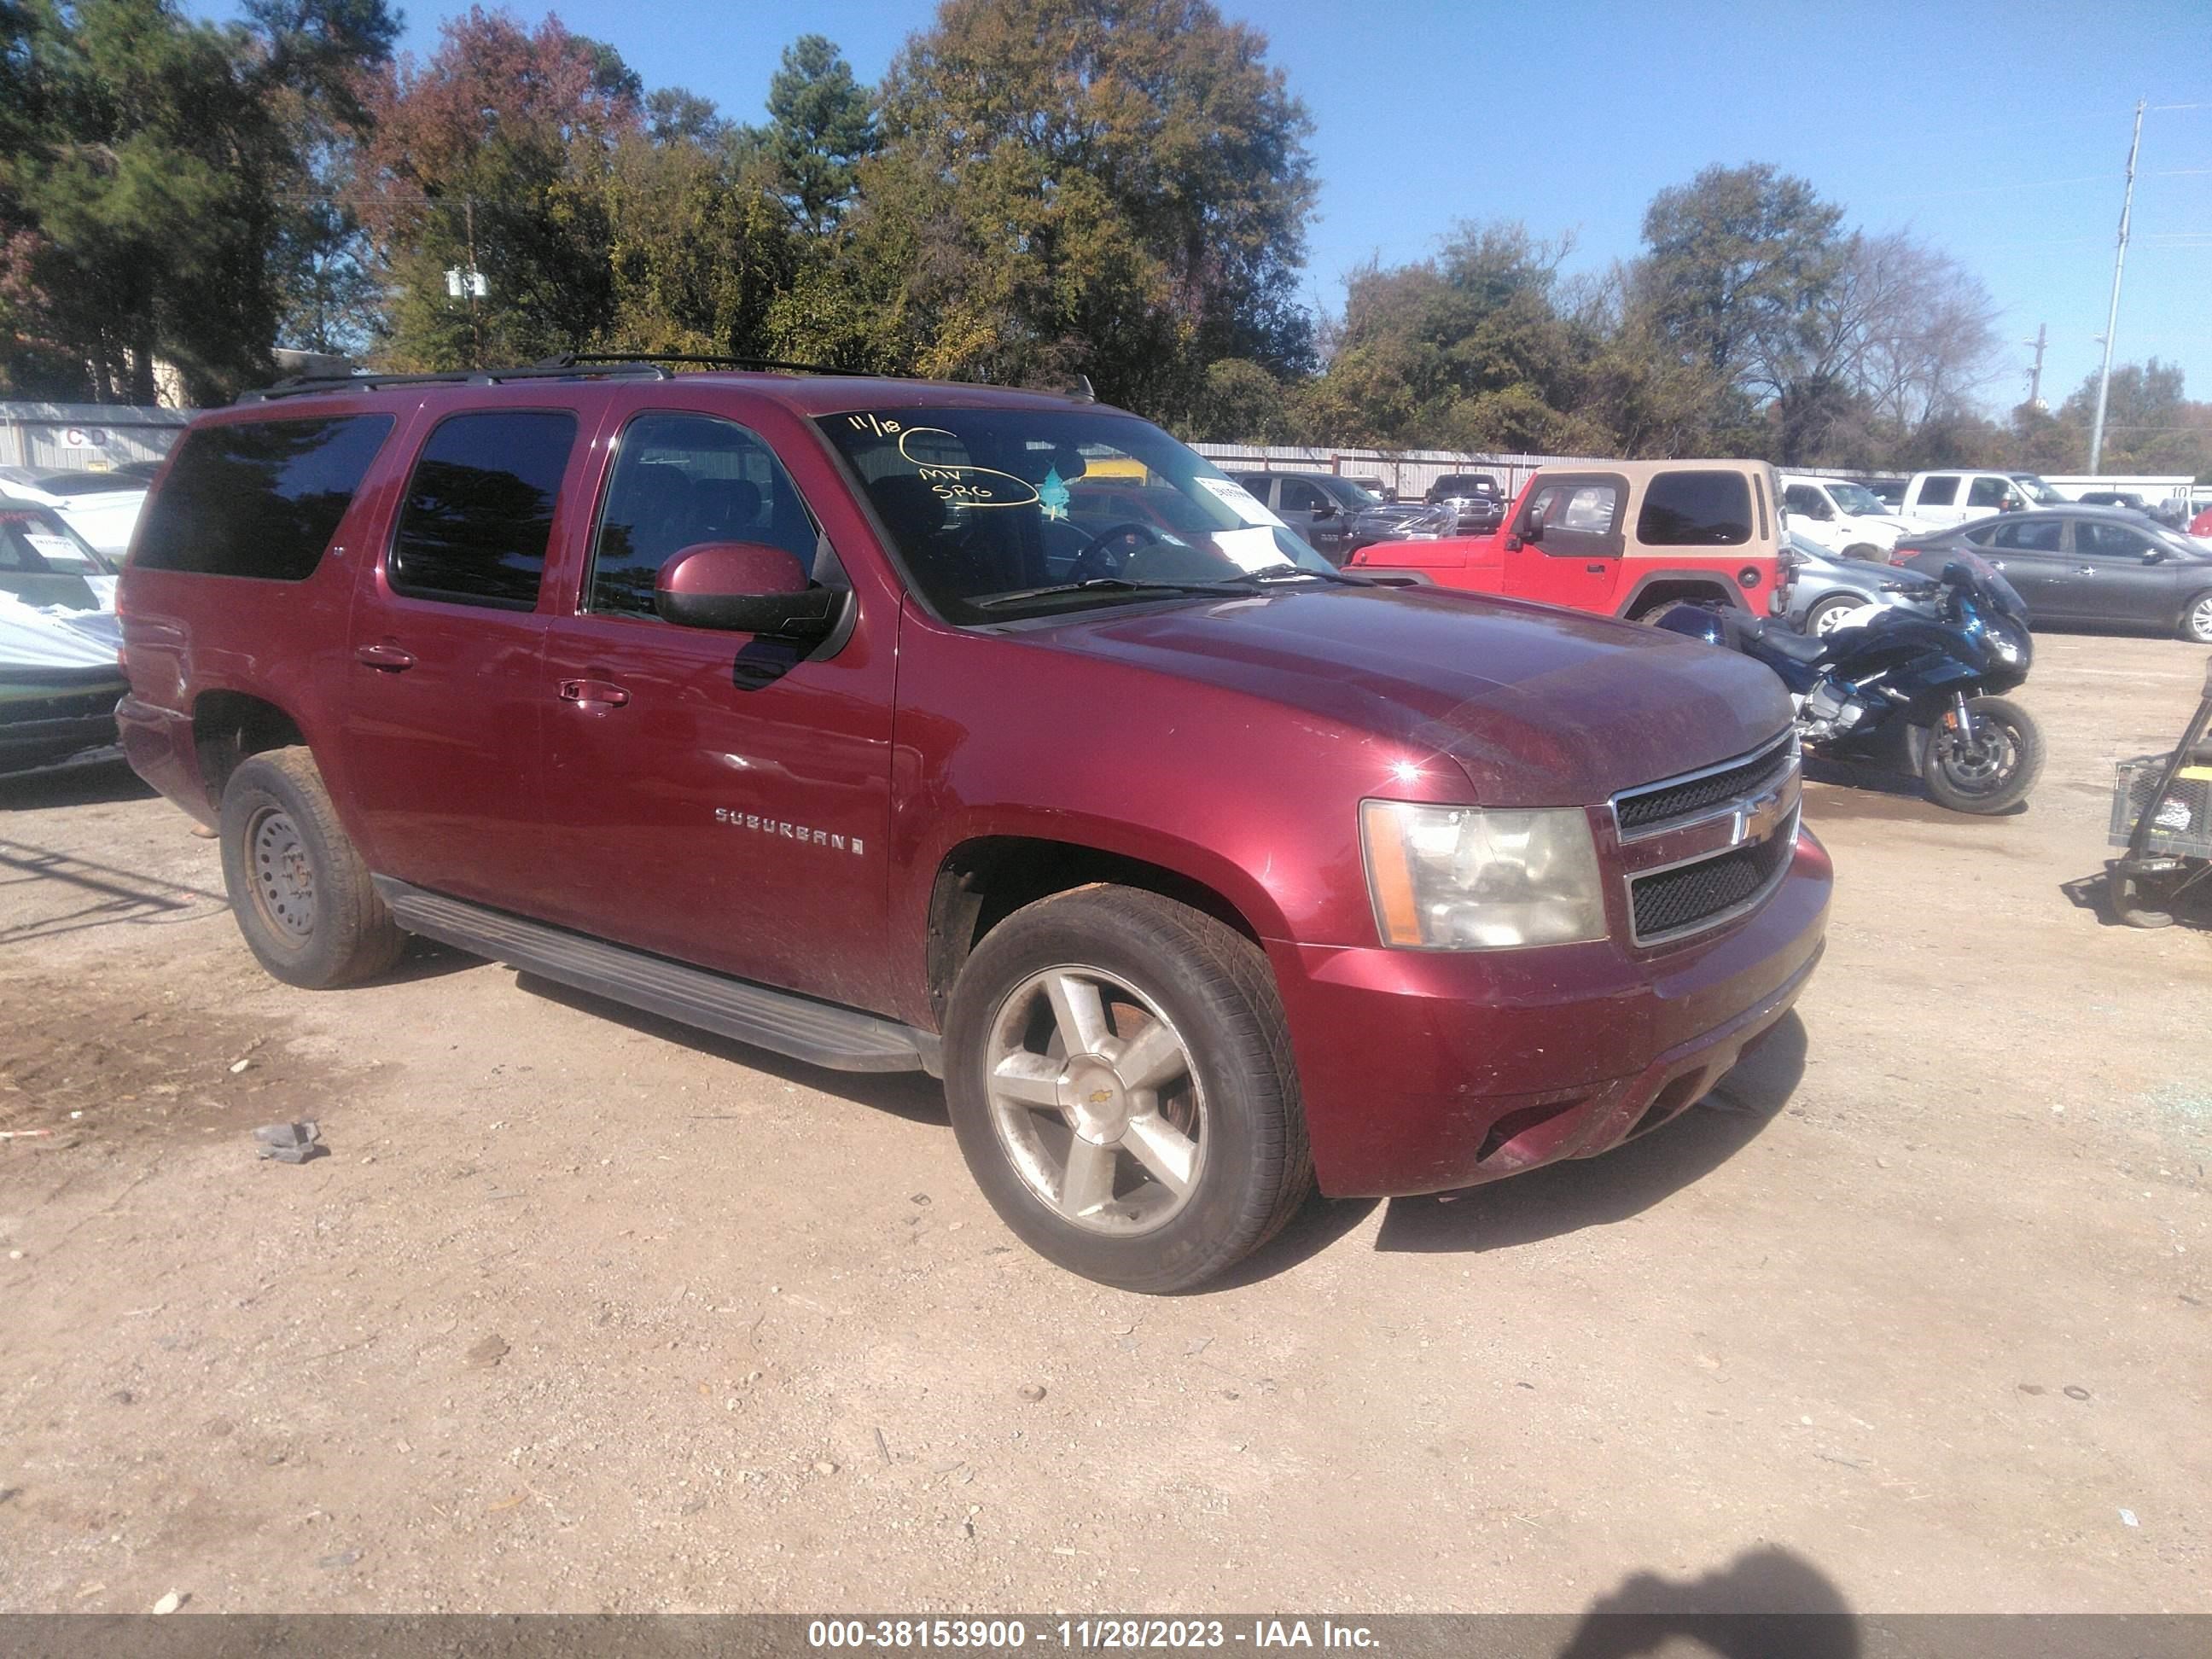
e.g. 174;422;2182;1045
2088;100;2145;474
464;195;482;370
2024;323;2047;410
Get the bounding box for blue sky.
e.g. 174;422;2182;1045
323;0;2212;411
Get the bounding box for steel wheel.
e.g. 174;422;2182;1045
247;806;317;941
983;964;1206;1235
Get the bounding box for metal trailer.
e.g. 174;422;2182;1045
2110;654;2212;927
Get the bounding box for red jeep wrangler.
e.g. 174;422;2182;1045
1347;459;1785;620
117;365;1827;1290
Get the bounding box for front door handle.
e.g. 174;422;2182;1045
559;678;630;710
1585;562;1607;574
354;643;416;672
2076;567;2096;577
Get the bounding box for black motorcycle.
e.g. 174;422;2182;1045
1651;559;2043;815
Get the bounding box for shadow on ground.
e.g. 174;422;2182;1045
1367;1012;1807;1258
1554;1545;1857;1658
2062;865;2212;931
514;970;951;1125
0;751;151;812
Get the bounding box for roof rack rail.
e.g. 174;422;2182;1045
236;360;673;405
538;351;890;379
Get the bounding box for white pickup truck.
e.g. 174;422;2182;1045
1779;474;1936;558
1896;469;2069;527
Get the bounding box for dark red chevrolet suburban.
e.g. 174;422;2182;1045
117;363;1829;1290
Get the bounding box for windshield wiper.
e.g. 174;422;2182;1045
1220;565;1382;588
972;576;1252;611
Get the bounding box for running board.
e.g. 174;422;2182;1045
373;877;940;1076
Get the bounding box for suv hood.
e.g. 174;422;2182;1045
1027;585;1791;808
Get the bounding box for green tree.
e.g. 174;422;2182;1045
0;0;396;401
760;34;876;236
1635;163;1845;418
1297;224;1603;452
830;0;1317;417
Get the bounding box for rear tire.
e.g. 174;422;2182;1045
2180;591;2212;644
218;747;405;988
943;887;1313;1292
1921;695;2044;815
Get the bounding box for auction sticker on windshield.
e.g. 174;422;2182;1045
1195;475;1288;529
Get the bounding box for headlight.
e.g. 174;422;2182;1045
1359;800;1607;950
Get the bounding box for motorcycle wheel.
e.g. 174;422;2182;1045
1922;695;2045;814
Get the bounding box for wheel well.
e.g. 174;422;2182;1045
925;837;1261;1021
192;691;306;801
1624;579;1738;620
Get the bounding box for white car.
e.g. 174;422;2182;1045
1778;474;1936;559
1896;469;2069;528
0;468;151;558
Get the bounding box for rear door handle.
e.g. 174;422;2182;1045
559;678;630;709
354;643;416;672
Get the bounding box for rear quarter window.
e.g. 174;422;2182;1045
1637;471;1752;546
1916;475;1960;507
133;415;395;579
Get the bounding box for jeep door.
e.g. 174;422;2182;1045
341;405;587;911
535;403;899;1013
1499;473;1625;611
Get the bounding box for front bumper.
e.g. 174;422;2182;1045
1270;828;1831;1196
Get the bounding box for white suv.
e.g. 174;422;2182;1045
1779;475;1933;559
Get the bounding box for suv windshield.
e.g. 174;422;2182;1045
1827;481;1888;515
2011;474;2066;505
818;408;1331;621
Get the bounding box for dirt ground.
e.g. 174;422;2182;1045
1;632;2206;1620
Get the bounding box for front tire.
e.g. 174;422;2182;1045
943;888;1313;1292
2180;591;2212;644
218;747;406;988
1922;695;2045;814
1841;543;1883;562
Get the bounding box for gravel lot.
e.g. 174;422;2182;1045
1;632;2206;1618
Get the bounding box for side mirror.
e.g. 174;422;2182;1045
655;541;838;638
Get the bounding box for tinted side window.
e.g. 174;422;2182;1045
1991;518;2063;551
1277;477;1326;513
1917;475;1959;506
590;412;821;617
2076;521;2149;558
389;412;577;609
1967;476;2009;508
134;415;394;580
1638;471;1751;546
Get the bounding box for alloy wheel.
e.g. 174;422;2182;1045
983;965;1207;1235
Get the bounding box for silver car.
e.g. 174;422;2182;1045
1780;531;1937;636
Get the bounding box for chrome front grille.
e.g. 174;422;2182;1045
1611;733;1802;946
1612;731;1797;841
